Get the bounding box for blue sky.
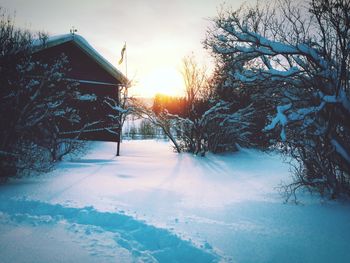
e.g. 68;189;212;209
1;0;249;97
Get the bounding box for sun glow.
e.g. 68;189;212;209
131;67;185;98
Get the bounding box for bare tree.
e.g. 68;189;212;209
179;55;210;154
181;55;208;112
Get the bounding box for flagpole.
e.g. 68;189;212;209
116;41;128;156
124;42;128;103
117;41;127;157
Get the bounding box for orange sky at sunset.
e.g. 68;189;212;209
1;0;251;97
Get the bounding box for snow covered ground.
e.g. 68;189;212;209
0;140;350;263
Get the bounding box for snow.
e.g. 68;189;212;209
218;35;228;42
234;71;258;82
1;140;350;263
32;34;127;85
73;79;118;87
77;93;97;101
331;138;350;164
288;102;326;121
318;89;350;114
265;104;292;141
267;67;299;77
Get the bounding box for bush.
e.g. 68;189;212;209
0;9;82;179
205;0;350;199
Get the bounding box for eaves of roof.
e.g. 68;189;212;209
32;34;128;85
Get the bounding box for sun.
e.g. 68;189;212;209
132;67;185;98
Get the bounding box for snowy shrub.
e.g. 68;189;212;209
0;9;82;179
201;62;274;153
147;56;270;155
205;0;350;199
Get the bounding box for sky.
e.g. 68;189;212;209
1;0;248;97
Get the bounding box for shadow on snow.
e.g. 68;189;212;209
0;198;218;263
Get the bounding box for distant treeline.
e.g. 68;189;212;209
152;94;187;116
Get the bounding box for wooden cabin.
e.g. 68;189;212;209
32;34;127;146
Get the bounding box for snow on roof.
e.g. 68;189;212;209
32;34;128;85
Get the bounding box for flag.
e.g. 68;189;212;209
118;42;126;65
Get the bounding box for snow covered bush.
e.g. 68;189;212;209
148;57;269;155
0;10;82;179
205;0;350;199
200;62;273;153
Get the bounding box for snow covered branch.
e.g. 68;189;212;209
104;97;128;114
205;0;350;197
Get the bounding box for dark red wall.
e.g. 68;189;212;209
33;41;122;142
34;41;119;84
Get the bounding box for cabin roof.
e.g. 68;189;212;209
33;34;127;85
